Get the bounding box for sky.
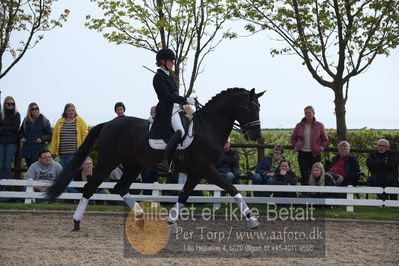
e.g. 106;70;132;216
1;1;398;129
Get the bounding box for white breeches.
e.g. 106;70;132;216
171;104;185;136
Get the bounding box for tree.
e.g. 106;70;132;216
86;0;235;96
231;0;399;140
0;0;69;79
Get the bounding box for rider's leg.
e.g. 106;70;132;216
157;105;185;172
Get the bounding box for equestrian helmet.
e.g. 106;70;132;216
156;48;176;62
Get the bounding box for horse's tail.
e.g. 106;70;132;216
46;122;106;200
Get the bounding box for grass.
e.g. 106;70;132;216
1;202;398;221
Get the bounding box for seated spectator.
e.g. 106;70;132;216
216;138;240;185
271;159;297;198
251;144;284;197
366;139;399;200
308;162;336;199
141;168;159;195
109;164;157;196
67;157;108;204
107;164;126;205
109;164;124;183
26;149;62;203
19;102;52;168
325;141;360;186
140;105;160;194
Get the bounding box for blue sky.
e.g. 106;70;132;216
2;1;398;129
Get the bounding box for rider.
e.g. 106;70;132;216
151;48;195;172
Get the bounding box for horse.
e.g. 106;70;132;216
46;87;265;232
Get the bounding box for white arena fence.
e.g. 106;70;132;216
0;179;398;212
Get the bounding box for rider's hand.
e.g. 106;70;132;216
186;97;196;106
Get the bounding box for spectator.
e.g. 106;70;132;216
271;159;297;198
309;162;336;201
26;149;62;203
109;164;124;183
251;144;285;197
217;138;240;185
291;105;329;185
19;102;52;168
114;102;126;117
366;139;399;200
50;103;88;168
0;96;21;180
149;105;156;123
67;157;107;202
325;141;360;186
309;162;336;186
109;164;146;196
140;168;159;195
142;105;159;192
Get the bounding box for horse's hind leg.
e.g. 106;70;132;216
72;165;114;231
112;163;143;217
168;174;201;231
206;166;259;229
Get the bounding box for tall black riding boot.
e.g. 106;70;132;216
156;130;182;172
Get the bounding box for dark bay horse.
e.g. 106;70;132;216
47;88;265;231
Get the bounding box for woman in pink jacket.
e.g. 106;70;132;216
290;105;329;185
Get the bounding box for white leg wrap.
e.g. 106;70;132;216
122;193;143;215
168;202;184;224
73;197;89;222
234;193;250;216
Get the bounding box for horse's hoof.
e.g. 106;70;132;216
135;211;144;221
245;217;259;229
72;220;80;232
169;223;178;235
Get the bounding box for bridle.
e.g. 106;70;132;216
234;100;261;137
194;98;260;137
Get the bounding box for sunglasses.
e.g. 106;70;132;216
6;102;15;106
31;107;39;111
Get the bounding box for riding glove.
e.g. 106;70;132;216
186;97;196;105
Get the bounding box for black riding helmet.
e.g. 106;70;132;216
156;48;176;62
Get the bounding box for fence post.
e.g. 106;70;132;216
214;190;221;209
346;185;354;212
24;181;33;204
257;138;265;165
152;182;159;197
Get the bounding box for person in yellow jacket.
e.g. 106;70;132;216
50;103;88;168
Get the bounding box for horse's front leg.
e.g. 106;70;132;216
205;166;260;229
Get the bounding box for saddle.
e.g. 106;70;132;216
148;106;195;150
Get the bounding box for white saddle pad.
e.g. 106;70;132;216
149;122;194;150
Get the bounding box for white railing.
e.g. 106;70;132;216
0;179;397;212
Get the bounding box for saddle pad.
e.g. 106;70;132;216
149;122;194;150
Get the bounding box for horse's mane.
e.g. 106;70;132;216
201;87;248;111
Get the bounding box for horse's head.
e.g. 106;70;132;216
235;88;265;141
